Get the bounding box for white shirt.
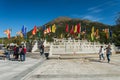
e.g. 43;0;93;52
99;48;104;54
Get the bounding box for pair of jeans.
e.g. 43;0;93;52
99;54;105;60
106;54;110;63
20;54;26;61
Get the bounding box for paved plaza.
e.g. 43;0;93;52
23;54;120;80
0;54;45;80
0;53;120;80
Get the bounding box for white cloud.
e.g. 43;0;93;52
83;15;103;22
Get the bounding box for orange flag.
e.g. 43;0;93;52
32;26;37;35
4;29;10;39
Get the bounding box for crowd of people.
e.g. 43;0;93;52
5;45;27;61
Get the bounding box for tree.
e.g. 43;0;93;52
113;12;120;46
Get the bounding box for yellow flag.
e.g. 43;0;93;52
91;26;94;33
74;25;77;33
60;34;63;38
52;24;56;33
91;26;94;41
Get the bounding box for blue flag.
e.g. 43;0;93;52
21;25;27;38
22;25;25;35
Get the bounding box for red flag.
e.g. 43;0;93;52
77;23;81;33
65;24;69;32
32;26;37;35
70;26;74;34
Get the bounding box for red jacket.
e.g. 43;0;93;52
23;48;27;54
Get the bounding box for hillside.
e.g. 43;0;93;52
26;16;113;43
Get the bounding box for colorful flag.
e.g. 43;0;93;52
104;28;109;39
32;26;37;35
38;31;41;37
95;29;99;37
70;26;74;34
52;24;56;33
21;25;27;38
78;33;80;38
60;34;63;38
106;28;109;39
22;25;25;35
91;26;94;41
74;25;77;33
4;29;10;39
46;26;51;33
77;23;81;33
65;24;69;32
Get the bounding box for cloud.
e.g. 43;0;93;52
83;15;103;22
87;0;120;13
87;5;103;13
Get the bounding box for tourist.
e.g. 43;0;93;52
20;46;26;61
15;45;19;60
98;46;105;61
105;45;112;63
19;46;23;61
39;43;44;56
5;45;11;60
13;45;17;60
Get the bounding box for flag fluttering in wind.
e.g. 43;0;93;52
52;24;56;33
91;26;94;41
70;26;74;34
77;23;81;33
104;28;109;39
65;24;69;32
74;25;77;33
4;29;11;39
47;26;51;33
32;26;37;35
77;33;80;38
95;29;99;39
60;34;63;38
21;25;27;38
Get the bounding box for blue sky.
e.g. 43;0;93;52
0;0;120;37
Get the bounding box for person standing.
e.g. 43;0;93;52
15;46;19;60
20;46;26;61
13;45;17;60
23;46;26;61
98;46;105;61
105;45;112;63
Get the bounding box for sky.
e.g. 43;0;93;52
0;0;120;37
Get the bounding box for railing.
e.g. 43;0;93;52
49;40;116;56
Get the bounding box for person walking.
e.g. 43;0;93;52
105;45;112;63
98;46;105;61
39;43;44;56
